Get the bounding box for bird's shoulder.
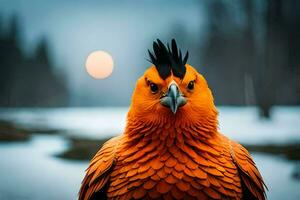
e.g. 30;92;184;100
221;135;267;200
78;135;122;200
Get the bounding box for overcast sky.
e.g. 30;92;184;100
0;0;205;106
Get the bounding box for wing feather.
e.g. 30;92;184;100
78;136;121;200
230;141;267;200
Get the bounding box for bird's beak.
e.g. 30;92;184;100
160;83;187;114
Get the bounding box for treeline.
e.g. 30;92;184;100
199;0;300;117
0;15;68;107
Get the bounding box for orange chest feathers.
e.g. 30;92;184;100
106;132;243;200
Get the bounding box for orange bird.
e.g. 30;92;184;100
79;39;267;200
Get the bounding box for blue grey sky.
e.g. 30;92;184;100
0;0;205;106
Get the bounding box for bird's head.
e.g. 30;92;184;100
128;39;218;128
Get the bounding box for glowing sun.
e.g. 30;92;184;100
85;51;114;79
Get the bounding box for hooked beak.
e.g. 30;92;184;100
160;84;187;114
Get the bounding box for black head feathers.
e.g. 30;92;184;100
148;39;189;80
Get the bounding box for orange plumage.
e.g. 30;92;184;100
79;39;266;200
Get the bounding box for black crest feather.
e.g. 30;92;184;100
148;39;189;79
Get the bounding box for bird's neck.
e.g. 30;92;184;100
124;112;218;143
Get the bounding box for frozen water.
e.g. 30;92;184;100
0;107;299;199
0;135;86;200
0;106;299;144
0;136;299;200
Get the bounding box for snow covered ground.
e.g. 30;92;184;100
0;135;299;200
0;106;299;144
0;135;86;200
0;106;299;200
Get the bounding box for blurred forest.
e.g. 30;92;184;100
0;15;68;107
200;0;300;117
0;0;299;117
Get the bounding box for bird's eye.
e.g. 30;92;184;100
149;83;158;93
187;81;194;90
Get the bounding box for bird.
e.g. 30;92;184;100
79;39;267;200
